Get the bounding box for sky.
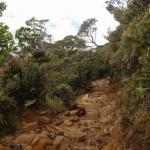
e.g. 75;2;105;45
1;0;119;45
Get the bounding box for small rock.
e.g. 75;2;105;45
69;108;86;117
24;146;33;150
14;134;35;147
40;111;46;116
69;110;78;116
53;136;64;147
69;116;79;122
39;116;50;124
47;132;56;139
41;130;49;136
79;120;88;126
63;111;70;116
23;122;38;131
50;125;63;135
64;127;86;138
63;120;72;127
0;144;3;150
31;135;41;146
32;137;51;150
88;139;96;145
53;120;63;125
31;131;49;145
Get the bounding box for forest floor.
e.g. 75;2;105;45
0;78;122;150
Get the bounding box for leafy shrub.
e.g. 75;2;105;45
0;24;14;65
2;61;48;107
0;91;18;131
32;51;50;63
54;84;74;105
46;97;64;113
21;63;47;105
48;82;75;108
70;57;95;90
122;39;150;148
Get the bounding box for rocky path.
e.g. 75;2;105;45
0;78;121;150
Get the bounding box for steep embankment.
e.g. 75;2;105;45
0;78;122;150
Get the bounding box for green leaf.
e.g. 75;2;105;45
24;99;37;108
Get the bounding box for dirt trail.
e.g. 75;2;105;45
1;78;121;150
72;79;120;150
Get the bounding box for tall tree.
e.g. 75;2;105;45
0;2;14;64
106;0;130;9
53;35;86;51
106;0;150;25
78;18;98;47
0;2;6;17
15;17;51;58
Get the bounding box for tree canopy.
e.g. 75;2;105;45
0;2;14;64
78;18;98;46
15;17;51;58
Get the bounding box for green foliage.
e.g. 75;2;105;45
46;97;63;113
123;44;150;120
0;91;18;130
15;17;51;58
0;1;112;136
108;9;150;78
78;18;98;46
106;0;149;25
106;26;123;52
0;2;6;17
106;1;150;148
2;61;48;107
121;10;150;71
53;35;86;51
123;68;150;147
47;73;75;107
24;99;37;108
54;84;74;102
0;24;14;64
32;51;50;63
0;2;14;65
0;2;14;64
70;57;95;89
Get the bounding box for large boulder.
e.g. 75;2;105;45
32;137;51;150
53;136;64;147
49;125;64;135
63;120;72;127
22;122;38;131
39;116;50;124
14;134;35;147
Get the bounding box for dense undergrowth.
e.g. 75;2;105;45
104;0;150;148
0;0;150;148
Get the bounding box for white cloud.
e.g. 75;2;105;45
1;0;119;45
